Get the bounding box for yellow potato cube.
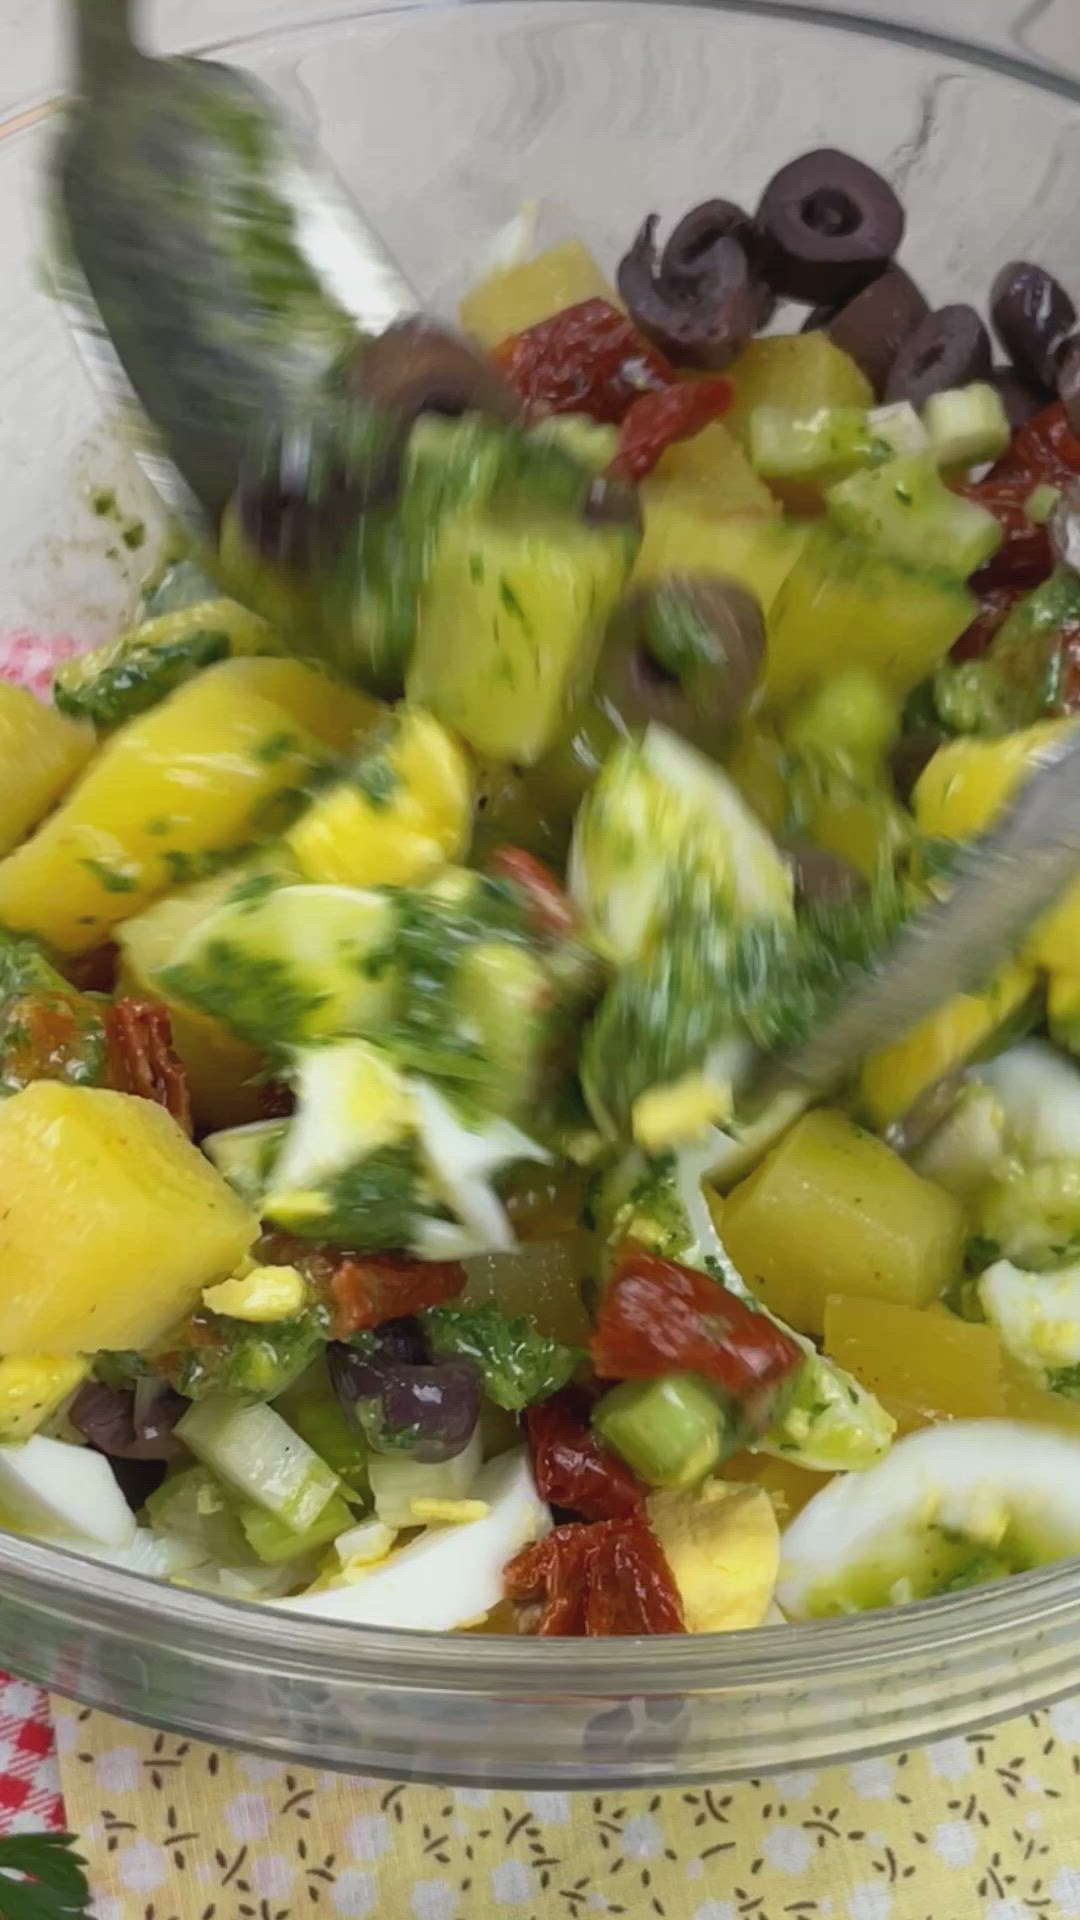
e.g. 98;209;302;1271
634;501;807;610
116;868;268;1132
860;962;1035;1128
286;706;472;888
460;240;619;348
0;660;348;951
0;1083;257;1356
203;1264;307;1324
723;334;874;446
823;1294;1005;1433
0;683;94;854
645;422;778;517
722;1109;967;1337
0;1354;90;1441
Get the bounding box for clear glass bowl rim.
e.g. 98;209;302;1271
1;0;1079;1760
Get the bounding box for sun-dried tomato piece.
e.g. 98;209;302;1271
505;1516;684;1636
991;400;1080;492
950;585;1026;662
0;990;107;1094
526;1389;645;1521
592;1243;802;1427
104;998;193;1134
493;298;674;425
609;378;733;484
324;1253;467;1339
487;844;578;941
61;943;119;996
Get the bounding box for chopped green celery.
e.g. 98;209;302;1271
1026;484;1061;526
237;1490;355;1564
422;1302;582;1411
923;383;1010;471
279;1389;371;1496
176;1394;341;1530
145;1465;254;1565
163;882;397;1049
825;455;1002;579
748;405;873;484
528;415;619;473
368;1428;483;1528
406;507;633;765
202;1119;287;1207
934;569;1080;736
866;402;929;460
53;599;273;726
592;1374;728;1488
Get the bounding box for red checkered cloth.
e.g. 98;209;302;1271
0;629;89;1835
0;1676;64;1834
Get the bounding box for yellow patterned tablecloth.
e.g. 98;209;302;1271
52;1696;1080;1920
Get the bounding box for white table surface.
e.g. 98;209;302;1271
2;0;1077;116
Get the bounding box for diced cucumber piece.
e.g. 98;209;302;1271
923;383;1010;470
592;1374;728;1488
748;406;872;484
825;455;1002;580
145;1465;255;1565
867;402;929;460
368;1427;483;1529
177;1394;341;1531
202;1119;287;1206
237;1491;355;1564
280;1390;371;1497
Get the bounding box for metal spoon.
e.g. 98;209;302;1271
750;720;1080;1123
54;0;418;535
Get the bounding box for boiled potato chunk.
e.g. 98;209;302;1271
722;1109;966;1337
407;511;630;764
635;503;807;611
459;240;619;347
0;1354;90;1441
117;870;266;1131
0;683;94;854
765;527;976;706
823;1295;1004;1433
0;1083;257;1355
0;659;355;952
860;962;1035;1129
912;720;1080;972
723;334;873;447
286;707;472;887
645;423;778;517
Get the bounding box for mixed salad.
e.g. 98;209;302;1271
4;145;1080;1638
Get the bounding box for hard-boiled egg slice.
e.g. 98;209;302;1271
647;1478;779;1632
276;1447;548;1629
980;1257;1080;1376
0;1435;135;1548
779;1419;1080;1619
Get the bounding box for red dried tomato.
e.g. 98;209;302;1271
950;585;1026;662
488;844;578;941
526;1389;645;1521
609;378;734;484
0;991;105;1093
593;1243;802;1425
505;1517;685;1636
104;999;193;1134
492;299;674;425
61;943;119;996
991;401;1080;492
326;1253;467;1340
960;480;1053;594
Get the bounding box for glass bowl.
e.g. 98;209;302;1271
1;0;1079;1787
